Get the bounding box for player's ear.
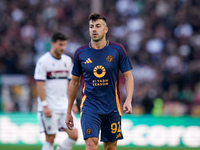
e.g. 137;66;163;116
105;27;108;34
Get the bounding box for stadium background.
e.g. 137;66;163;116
0;0;200;149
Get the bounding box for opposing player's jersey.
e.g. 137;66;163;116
72;41;133;115
34;52;73;113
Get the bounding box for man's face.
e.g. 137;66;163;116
52;40;67;56
89;19;108;42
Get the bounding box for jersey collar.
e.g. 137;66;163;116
89;40;109;49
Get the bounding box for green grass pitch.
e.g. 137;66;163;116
0;145;199;150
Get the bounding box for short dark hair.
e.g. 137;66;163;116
89;13;107;24
51;32;68;42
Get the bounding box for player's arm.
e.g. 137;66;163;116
36;81;52;117
68;81;79;114
66;75;81;130
122;70;134;114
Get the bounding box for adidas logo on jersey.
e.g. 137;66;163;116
84;58;92;64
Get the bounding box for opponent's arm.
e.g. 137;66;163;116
122;70;134;114
36;81;52;117
66;75;81;129
72;102;79;114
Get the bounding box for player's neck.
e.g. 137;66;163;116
91;39;107;50
50;50;61;59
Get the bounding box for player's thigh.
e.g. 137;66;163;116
101;113;123;142
37;112;58;135
81;112;101;140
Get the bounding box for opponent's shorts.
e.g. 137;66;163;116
37;111;77;135
81;111;123;142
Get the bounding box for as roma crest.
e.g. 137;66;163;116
86;128;92;134
106;55;114;62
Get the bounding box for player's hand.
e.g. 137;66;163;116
65;113;74;130
43;106;52;117
123;99;132;114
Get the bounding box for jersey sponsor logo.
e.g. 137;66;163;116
86;128;92;134
93;65;106;78
84;58;92;64
106;55;114;62
92;79;108;86
93;65;108;86
47;71;68;79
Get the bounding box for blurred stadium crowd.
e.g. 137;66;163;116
0;0;200;116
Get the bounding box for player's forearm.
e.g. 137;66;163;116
125;77;134;102
67;77;80;114
36;81;46;101
124;71;134;102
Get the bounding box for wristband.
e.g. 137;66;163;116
41;100;48;107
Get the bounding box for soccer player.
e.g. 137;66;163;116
34;32;78;150
65;13;134;150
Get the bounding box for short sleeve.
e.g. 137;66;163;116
34;59;47;81
72;50;82;76
119;44;133;73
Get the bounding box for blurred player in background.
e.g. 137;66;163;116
34;32;78;150
66;13;134;150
